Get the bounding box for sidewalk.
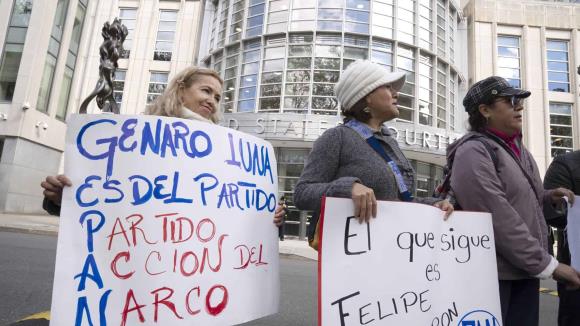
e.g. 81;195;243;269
0;213;318;261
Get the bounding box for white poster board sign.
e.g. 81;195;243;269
567;196;580;271
50;114;279;326
319;197;502;326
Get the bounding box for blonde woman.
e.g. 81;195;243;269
42;66;285;225
146;66;223;123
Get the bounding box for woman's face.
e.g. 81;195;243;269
181;75;223;120
366;85;399;122
484;96;525;135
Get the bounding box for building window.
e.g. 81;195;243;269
56;0;88;120
436;0;446;57
343;34;368;69
318;0;343;32
147;72;168;104
238;40;261;113
549;103;574;158
285;34;313;113
436;60;447;128
396;44;416;122
418;0;433;51
289;0;315;31
259;35;285;113
209;2;218;50
0;0;34;102
449;71;457;130
411;160;444;198
267;0;289;34
223;44;240;113
497;35;521;88
547;40;570;93
418;53;433;126
213;50;224;76
218;0;230;47
119;8;137;59
370;38;393;71
154;10;177;61
345;0;370;34
113;69;126;109
230;0;245;42
37;0;69;113
312;33;340;115
277;148;310;237
372;0;394;39
397;0;415;44
448;8;456;63
246;0;265;37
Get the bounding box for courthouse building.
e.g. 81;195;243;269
2;0;580;240
198;0;467;238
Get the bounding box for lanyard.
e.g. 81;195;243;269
345;120;414;202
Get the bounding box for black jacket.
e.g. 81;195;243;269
43;197;61;216
544;151;580;265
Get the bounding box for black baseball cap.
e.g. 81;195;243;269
463;76;531;113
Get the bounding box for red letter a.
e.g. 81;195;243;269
120;289;146;326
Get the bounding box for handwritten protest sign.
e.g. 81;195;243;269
319;197;502;326
567;196;580;271
50;114;279;326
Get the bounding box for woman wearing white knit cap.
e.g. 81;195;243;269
294;60;453;248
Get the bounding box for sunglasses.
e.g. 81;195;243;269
493;96;524;108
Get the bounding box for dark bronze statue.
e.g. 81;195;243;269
79;18;128;114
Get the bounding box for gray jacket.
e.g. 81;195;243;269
449;132;559;280
294;123;438;240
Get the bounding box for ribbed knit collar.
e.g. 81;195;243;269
179;106;214;124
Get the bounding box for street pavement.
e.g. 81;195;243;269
0;213;561;325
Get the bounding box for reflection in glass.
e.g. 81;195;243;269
314;71;340;83
286;70;311;82
314;58;340;69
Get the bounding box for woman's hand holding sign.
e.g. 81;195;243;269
41;174;72;207
352;182;377;224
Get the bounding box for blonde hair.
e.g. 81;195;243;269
146;66;224;123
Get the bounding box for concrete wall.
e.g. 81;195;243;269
0;137;61;213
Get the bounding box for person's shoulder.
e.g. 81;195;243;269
558;150;580;164
454;135;493;159
317;124;347;141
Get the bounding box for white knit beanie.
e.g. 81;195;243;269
334;60;407;111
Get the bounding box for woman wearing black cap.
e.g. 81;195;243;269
447;76;580;325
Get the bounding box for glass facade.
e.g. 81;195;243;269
56;0;88;120
0;0;34;102
497;35;521;88
277;148;309;237
205;0;459;123
546;40;570;93
154;10;177;61
412;160;444;198
146;72;168;104
202;0;462;238
119;8;137;58
113;69;126;108
37;0;69;113
549;102;574;157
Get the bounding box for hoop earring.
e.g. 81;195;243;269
363;107;370;113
